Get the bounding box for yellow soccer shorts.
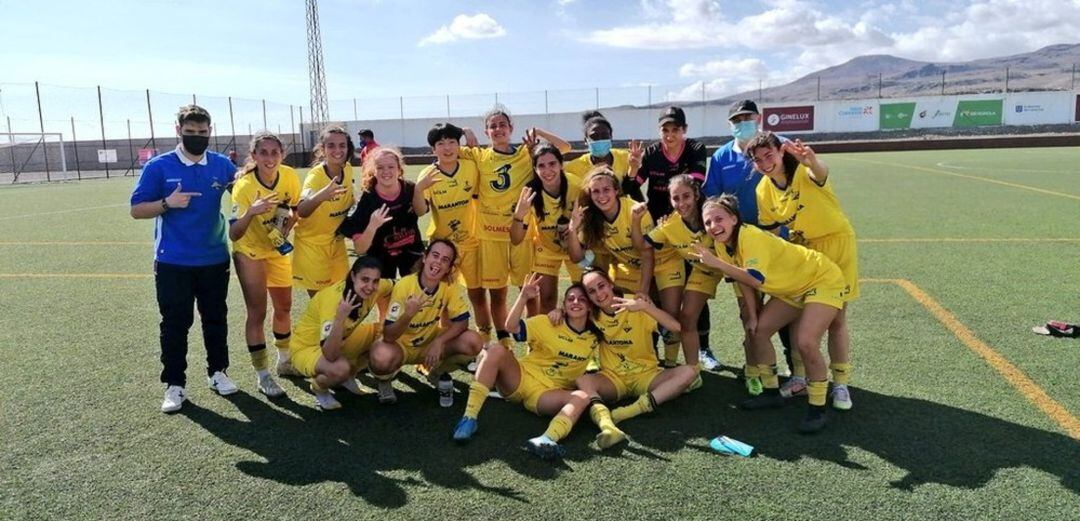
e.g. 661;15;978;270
292;239;349;291
685;266;722;296
506;362;562;414
479;239;535;289
532;243;583;281
806;233;860;302
610;253;685;294
776;261;847;311
598;367;663;401
234;247;292;288
509;239;535;287
291;323;380;377
456;240;481;290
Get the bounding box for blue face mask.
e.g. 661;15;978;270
731;121;757;141
587;139;612;158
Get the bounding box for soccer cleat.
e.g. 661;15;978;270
438;374;454;408
798;407;828;434
377;380;397;405
739;392;786;410
699;349;721;371
340;377;365;395
596;426;628;449
465;361;478;373
257;374;286;398
831;385;853;411
207;371;238;396
453;416;478;443
780;377;808;398
314;392;342;411
524;436;565;460
276;358;299;377
161;385;186;413
745;376;763;396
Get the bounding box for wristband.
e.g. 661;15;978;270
161;199;170;211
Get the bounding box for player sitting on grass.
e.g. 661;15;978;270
452;275;603;460
289;255;392;410
694;195;849;434
228;131;300;399
573;268;698;448
367;239;484;406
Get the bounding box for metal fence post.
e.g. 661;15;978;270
146;89;156;151
1004;66;1010;94
97;86;109;178
446;94;451;118
228;96;236;141
595;87;600;110
70;116;82;179
353;98;358;120
126;119;134;176
289;105;297;157
817;76;821;101
701;82;706;135
941;71;946;95
647;85;652;107
34;81;50;181
399;96;405;145
262;99;267;129
6;116;16;179
298;106;305;151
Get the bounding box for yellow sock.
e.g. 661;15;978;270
807;380;828;407
464;381;490;418
273;331;291;352
250;346;269;371
830;362;852;385
611;393;655;423
542;414;574;442
589;402;617;431
663;341;681;366
496;330;514;350
311;379;328;393
791;349;806;378
758;364;779;390
744;364;761;379
477;326;492;343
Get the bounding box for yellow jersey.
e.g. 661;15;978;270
294;162;356;246
528;173;582;255
583;196;655;270
756;164;855;245
515;315;599;389
230;166;301;258
418;160;479;245
564;149;631;183
384;273;471;349
647;211;718;276
715;224;843;304
595;308;659;375
294;278;393;349
459;145;533;241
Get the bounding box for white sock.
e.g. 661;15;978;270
256;369;270;379
277;349;290;362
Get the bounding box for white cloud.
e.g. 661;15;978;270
419;13;507;46
679;58;767;79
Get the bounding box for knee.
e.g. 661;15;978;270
461;331;483;356
368;344;401;374
483;342;509;361
797;337;820;356
324;359;351;382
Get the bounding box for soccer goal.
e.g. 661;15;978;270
0;132;70;184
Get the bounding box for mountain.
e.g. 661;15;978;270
717;43;1080;103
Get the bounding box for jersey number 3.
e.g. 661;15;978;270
490;164;512;192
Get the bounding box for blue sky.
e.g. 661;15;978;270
1;0;1078;128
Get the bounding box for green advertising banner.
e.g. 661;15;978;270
880;102;916;129
954;99;1003;127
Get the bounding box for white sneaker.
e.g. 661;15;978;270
257;374;286;398
276;358;299;377
699;349;721;371
161;385;186;413
207;371;238;395
832;385;853;411
437;374;454;408
377;380;397;404
340;377;365;395
315;392;342;410
780;376;807;398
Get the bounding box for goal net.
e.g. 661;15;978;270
0;132;70;184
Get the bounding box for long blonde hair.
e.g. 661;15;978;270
577;166;621;247
360;147;405;191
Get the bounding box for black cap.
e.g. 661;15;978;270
658;106;686;127
357;128;374;139
728;100;759;121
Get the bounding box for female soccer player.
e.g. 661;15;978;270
413;123;492;340
292;126;356;300
747;132;857;410
639;174;723;369
509;143;582;313
574;268;698;448
452;275;603;460
634;106;709;222
338;147;424;279
460;108;570;342
228;132;300;398
367;239;484;406
694;195;848;433
564;110;643;199
290;256;392;410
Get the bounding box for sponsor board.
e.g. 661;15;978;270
763;105;814;132
97;149;118;163
910;100;955;129
954;99;1003;127
880;102;916;130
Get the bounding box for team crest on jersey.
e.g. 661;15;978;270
388;302;402;321
211;180;223;191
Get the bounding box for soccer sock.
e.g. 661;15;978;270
758;364;779;390
496;330;513;350
249;343;269;372
830;362;852;385
464;381;490;419
744;364;761;380
611;392;657;424
542;414;574;443
663;332;681;366
807;380;828;407
588;399;617;431
477;325;492;343
790;349;806;378
273;331;291;361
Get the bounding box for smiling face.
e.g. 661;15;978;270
253;138;283;174
321;132;349;166
669;181;697;219
422;241;456;282
351;267;381;300
660;122;686;149
587;175;618;214
484;114;512;148
373;153;401;187
703;203;739;245
582;271;616;310
534;152;562;187
749;144;783;176
563;286;591;320
432;137;460;162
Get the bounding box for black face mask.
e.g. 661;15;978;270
182;134;210;156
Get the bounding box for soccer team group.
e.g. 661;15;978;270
130;99;858;459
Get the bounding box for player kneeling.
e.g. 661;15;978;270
367;239;483;405
452;275;603;460
290;255;391;410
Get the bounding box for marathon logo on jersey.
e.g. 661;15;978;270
557;350;588;362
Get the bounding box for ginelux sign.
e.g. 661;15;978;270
763;105;814;132
880;102;916;130
953;99;1003;127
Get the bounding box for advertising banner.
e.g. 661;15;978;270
880;102;916;130
1002;91;1074;125
97;149;118;163
954;99;1003;127
829;103;877;132
909;99;956;128
763;105;814;132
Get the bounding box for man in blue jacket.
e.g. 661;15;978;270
130;105;238;413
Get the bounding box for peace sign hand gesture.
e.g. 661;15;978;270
514;186;535;220
336;290;362;318
568;201;585;231
520;273;542;300
369;204;393;230
628;140;644;172
248;192;281;216
781;139;816;166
